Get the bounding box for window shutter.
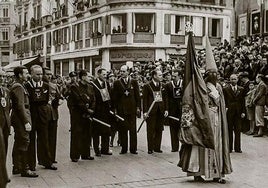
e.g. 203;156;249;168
208;18;212;37
72;25;75;41
89;20;93;37
132;13;135;33
31;37;35;51
164;14;171;34
154;13;157;34
219;18;223;38
202;17;206;36
102;16;105;36
105;15;111;35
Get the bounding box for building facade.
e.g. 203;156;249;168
0;0;16;67
12;0;233;76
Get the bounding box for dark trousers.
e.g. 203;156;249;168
169;123;180;152
119;114;137;153
0;128;8;188
28;113;52;168
227;113;242;152
93;134;110;154
48;120;58;162
146;110;164;152
70;112;92;160
2;125;9;158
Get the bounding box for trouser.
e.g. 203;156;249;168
0;128;8;188
227;113;241;151
70;113;92;159
169;123;180;151
119;114;137;153
255;105;265;127
93;134;110;154
146;110;164;152
48;120;58;162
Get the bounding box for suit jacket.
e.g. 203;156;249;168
164;80;182;117
0;86;11;131
10;81;31;127
223;84;245;116
253;80;267;106
142;81;167;115
113;77;141;116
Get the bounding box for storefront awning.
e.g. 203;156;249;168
3;57;39;70
51;49;99;61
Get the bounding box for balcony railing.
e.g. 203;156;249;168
55;44;61;53
111;34;127;43
75;40;83;49
63;43;69;51
209;37;221;46
0;41;9;46
85;38;90;47
133;33;154;43
0;17;10;23
194;36;203;45
170;35;185;45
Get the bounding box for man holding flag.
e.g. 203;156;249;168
178;31;232;183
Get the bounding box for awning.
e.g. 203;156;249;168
3;57;39;70
51;49;99;61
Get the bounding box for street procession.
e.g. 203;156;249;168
1;0;268;187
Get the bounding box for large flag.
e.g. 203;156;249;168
179;32;215;149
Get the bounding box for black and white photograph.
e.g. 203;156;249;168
0;0;268;188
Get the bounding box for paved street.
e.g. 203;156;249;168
5;102;268;188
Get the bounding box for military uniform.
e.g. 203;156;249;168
69;81;95;161
113;77;141;154
25;80;52;169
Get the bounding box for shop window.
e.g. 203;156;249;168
134;13;154;33
111;14;126;34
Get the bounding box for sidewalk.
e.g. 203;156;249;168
6;102;268;187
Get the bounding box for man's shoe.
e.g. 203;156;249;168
194;176;205;182
7;178;11;183
154;150;163;153
71;159;78;162
213;178;226;184
45;165;57;170
148;150;153;154
21;170;38;178
253;134;263;137
82;156;94;160
130;151;138;154
12;167;21;175
171;149;178;152
119;151;127;154
53;161;58;164
101;151;112;155
235;150;242;153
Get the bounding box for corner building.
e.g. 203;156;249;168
12;0;233;76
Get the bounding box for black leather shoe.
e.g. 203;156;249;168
71;159;78;162
148;150;153;154
171;150;178;152
101;152;112;155
194;176;205;182
82;156;94;160
12;167;21;175
7;178;11;183
154;150;163;153
253;134;263;137
130;151;138;154
235;150;242;153
21;170;38;178
53;161;58;163
45;165;57;170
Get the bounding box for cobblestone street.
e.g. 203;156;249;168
6;102;268;188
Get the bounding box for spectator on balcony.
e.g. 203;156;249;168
112;27;117;34
117;25;121;33
136;25;141;32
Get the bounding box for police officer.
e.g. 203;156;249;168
91;68;112;156
25;65;57;170
164;69;183;152
142;69;168;154
69;70;95;162
10;66;38;177
113;65;141;154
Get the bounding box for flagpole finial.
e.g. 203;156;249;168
185;21;193;34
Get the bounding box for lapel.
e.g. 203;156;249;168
229;86;236;98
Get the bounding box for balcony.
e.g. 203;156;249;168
133;33;154;43
42;15;53;28
170;35;185;45
14;26;22;37
111;34;127;44
0;41;9;46
30;18;42;32
0;17;10;24
209;37;221;46
193;36;203;45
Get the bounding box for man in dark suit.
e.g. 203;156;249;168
91;68;112;156
143;69;168;154
69;70;95;162
113;65;141;154
10;66;38;177
164;69;183;152
223;74;245;153
0;69;11;157
25;65;57;170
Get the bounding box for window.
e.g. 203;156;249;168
174;15;185;35
192;16;204;37
74;23;83;41
46;32;51;47
92;18;102;36
3;8;8;17
62;27;69;44
0;28;9;40
34;5;41;20
209;18;222;37
135;13;154;32
111;14;126;34
85;21;91;38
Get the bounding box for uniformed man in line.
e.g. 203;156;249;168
69;70;95;162
113;65;141;154
0;69;11;157
164;69;183;152
43;68;63;163
0;124;9;187
10;66;38;177
62;71;78;110
142;69;168;154
25;65;57;170
91;68;113;156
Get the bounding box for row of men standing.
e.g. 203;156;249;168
65;65;183;160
